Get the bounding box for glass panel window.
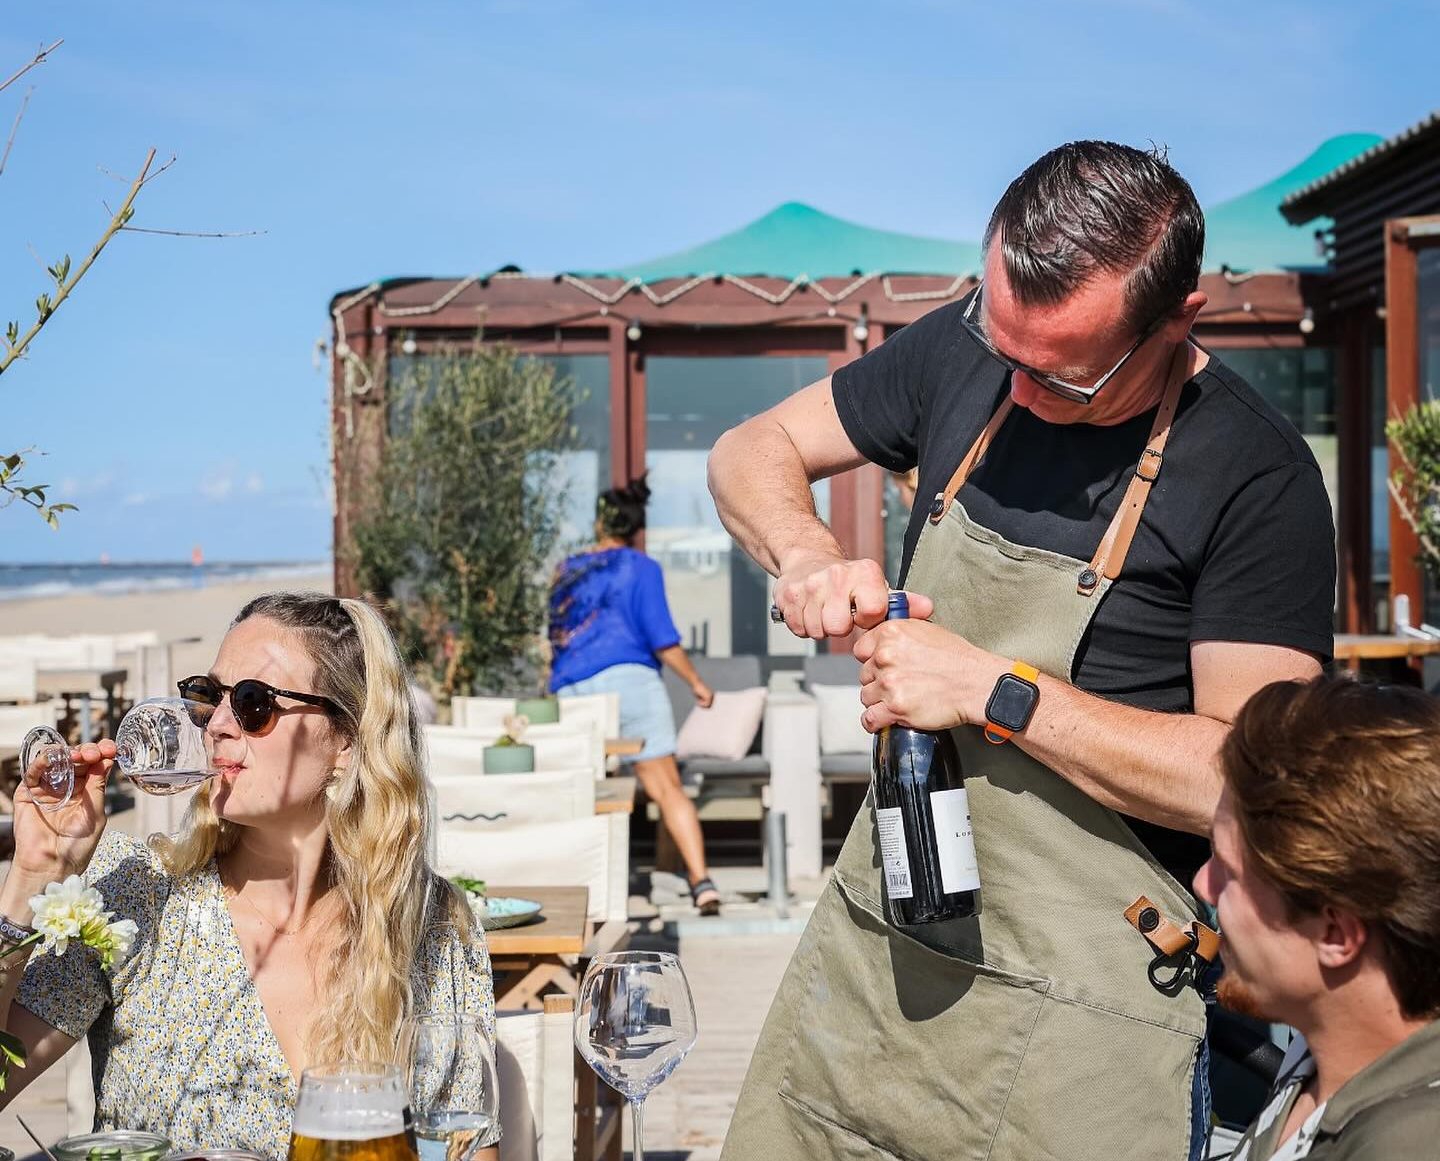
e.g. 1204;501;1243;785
531;355;611;548
646;357;830;657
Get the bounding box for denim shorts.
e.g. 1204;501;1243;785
555;663;678;762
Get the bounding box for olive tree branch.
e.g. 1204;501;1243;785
1;147;160;376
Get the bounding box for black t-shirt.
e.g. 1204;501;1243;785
832;293;1336;880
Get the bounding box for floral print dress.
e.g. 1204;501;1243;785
17;833;498;1161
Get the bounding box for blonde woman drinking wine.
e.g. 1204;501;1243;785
0;593;498;1161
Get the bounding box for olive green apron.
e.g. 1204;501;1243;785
722;356;1211;1161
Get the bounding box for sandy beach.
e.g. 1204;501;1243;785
0;568;334;680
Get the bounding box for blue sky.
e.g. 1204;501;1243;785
1;0;1435;562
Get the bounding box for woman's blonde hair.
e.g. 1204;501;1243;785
153;591;470;1065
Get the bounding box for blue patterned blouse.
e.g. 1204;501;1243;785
17;833;497;1160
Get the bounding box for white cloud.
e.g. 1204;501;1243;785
199;467;235;501
244;472;264;494
121;492;150;507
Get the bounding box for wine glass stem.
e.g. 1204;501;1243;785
631;1096;645;1161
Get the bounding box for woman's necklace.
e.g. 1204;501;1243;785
220;867;321;938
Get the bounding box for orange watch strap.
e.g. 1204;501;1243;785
984;661;1039;745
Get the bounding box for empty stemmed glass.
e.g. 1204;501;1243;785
403;1013;499;1161
20;696;220;811
574;950;698;1161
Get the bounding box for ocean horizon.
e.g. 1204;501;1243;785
0;560;333;602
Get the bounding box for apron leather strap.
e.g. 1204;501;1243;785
928;396;1016;525
1077;344;1190;596
927;345;1194;600
1125;894;1220;993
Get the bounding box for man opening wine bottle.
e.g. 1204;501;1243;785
708;141;1334;1161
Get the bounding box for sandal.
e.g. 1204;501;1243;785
689;876;722;917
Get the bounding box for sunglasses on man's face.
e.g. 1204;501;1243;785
959;283;1164;405
177;675;338;734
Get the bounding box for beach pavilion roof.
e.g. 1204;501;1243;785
330;133;1383;339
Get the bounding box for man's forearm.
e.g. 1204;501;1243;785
708;420;845;576
1014;674;1226;836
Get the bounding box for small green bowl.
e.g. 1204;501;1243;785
52;1130;171;1161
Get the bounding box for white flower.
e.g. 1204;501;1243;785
28;876;106;957
26;876;138;969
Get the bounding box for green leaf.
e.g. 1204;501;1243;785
4;322;16;345
35;292;51;320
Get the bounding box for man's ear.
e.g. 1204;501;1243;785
1315;905;1369;970
1162;290;1208;343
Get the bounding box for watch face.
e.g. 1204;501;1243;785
988;674;1038;732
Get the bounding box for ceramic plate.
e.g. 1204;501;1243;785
474;895;544;931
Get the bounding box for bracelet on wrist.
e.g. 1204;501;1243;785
0;914;36;948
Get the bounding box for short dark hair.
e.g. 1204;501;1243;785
597;474;651;544
1222;676;1440;1019
983;140;1205;333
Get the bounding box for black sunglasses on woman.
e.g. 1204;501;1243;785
177;674;337;734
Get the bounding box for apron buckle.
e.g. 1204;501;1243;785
1135;448;1163;482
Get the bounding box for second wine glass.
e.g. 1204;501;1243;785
574;951;697;1161
403;1013;499;1161
19;696;220;811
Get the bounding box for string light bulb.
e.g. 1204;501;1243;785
1298;308;1315;336
401;334;418;355
852;304;870;344
626;320;643;343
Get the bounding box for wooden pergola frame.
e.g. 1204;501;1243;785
329;269;1316;600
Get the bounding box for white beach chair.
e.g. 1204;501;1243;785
430;768;596;829
495;995;577;1161
435;813;629;925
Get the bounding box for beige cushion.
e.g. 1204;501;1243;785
676;687;767;762
811;683;872;756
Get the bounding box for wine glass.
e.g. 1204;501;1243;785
288;1062;414;1161
20;696;220;812
403;1014;499;1161
574;950;698;1161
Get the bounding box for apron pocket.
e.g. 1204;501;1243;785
992;994;1199;1161
778;877;1049;1161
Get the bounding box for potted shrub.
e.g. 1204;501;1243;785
483;714;536;774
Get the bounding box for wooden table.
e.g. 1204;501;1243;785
1334;634;1440;662
603;736;644;758
594;775;636;815
486;884;591;1010
35;667;128;742
1333;634;1440;680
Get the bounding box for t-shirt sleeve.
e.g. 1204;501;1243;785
16;833;163;1041
1190;461;1336;661
631;557;682;654
830;300;958;472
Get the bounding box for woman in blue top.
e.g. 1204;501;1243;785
548;476;721;915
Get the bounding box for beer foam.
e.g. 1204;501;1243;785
291;1107;406;1141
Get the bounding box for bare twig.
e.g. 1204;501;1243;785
0;86;32;178
16;1114;59;1161
0;39;63;96
122;225;266;238
1;146;159;376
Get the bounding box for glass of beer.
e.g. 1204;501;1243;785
403;1014;499;1161
288;1062;418;1161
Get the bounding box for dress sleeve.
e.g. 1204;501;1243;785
15;833;163;1041
1189;461;1336;662
631;557;682;655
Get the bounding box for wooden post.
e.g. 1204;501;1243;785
1385;222;1422;621
1336;307;1375;632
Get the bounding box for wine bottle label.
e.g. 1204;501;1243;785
931;787;981;894
875;806;915;899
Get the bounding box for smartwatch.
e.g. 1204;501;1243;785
984;661;1040;745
